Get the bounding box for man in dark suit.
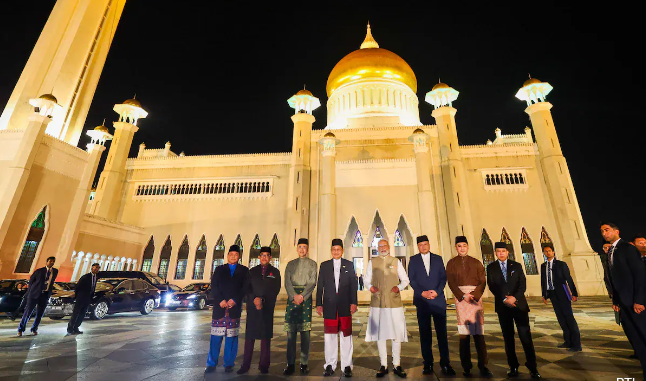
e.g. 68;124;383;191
237;246;281;375
205;245;249;374
601;222;646;376
17;256;58;336
408;235;455;376
540;244;581;351
487;242;540;379
67;263;100;335
316;238;358;378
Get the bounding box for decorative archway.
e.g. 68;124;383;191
540;227;554;262
520;228;539;275
175;235;189;280
269;233;280;269
394;215;414;272
141;236;154;272
234;234;243;265
193;235;207;280
158;236;172;280
479;229;495;270
15;206;48;274
500;227;516;261
249;234;262;268
212;234;225;276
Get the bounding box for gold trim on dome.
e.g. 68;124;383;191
523;78;541;87
296;89;313;96
123;98;142;108
432;82;450;91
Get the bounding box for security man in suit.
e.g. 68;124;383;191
601;222;646;376
67;263;100;335
316;238;358;378
17;256;58;336
487;242;540;379
408;235;456;376
540;244;581;351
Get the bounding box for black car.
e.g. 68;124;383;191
98;271;172;307
0;279;28;315
45;278;161;320
166;283;212;310
54;282;76;291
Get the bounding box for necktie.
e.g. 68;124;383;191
92;274;96;292
501;261;507;282
548;262;553;290
45;269;51;291
608;245;615;269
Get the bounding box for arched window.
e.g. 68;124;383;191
480;229;495;270
500;227;516;261
394;230;405;247
270;233;280;269
193;235;207;280
158;236;172;280
141;236;154;272
520;228;539;275
175;236;190;280
249;234;261;268
234;234;244;265
15;206;47;274
212;235;225;275
352;230;364;247
540;227;554;262
371;226;384;256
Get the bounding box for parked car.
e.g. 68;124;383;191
54;282;76;291
0;279;29;315
98;271;171;307
166;282;212;310
45;278;160;320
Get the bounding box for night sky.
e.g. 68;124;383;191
0;2;642;250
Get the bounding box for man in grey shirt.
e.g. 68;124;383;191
283;238;318;375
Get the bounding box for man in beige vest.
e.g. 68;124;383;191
365;239;410;378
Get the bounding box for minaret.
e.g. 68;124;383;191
91;98;147;220
286;89;320;258
426;82;475;252
0;0;127;146
318;132;340;261
516;77;603;293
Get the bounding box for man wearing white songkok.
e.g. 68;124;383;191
365;239;410;378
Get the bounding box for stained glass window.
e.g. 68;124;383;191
500;227;516;261
234;234;243;265
158;259;170;280
175;236;190;279
540;227;553;262
193;235;207;279
480;229;495;270
394;230;405;247
270;234;280;269
158;236;172;280
371;227;383;256
15;206;47;274
212;234;225;276
520;228;539;275
249;234;261;268
352;230;364;247
141;259;153;272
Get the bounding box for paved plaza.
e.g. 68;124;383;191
0;296;640;381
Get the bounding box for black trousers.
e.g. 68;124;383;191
459;334;488;370
286;330;311;365
18;294;48;333
619;302;646;375
547;290;581;348
497;308;537;370
67;301;90;333
416;309;450;367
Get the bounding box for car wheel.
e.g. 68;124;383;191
168;307;177;311
49;316;64;320
91;301;109;320
141;298;155;315
196;298;206;310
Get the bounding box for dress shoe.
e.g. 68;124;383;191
462;368;471;377
284;364;295;375
74;330;83;335
479;367;494;378
323;365;335;377
376;366;388;378
300;364;309;374
16;331;22;337
259;368;269;374
343;366;353;377
393;366;407;378
224;366;234;373
568;346;582;352
630;353;639;359
557;342;569;348
441;364;456;376
422;365;433;375
530;369;542;379
507;367;519;377
204;366;216;374
236;366;249;375
31;331;38;336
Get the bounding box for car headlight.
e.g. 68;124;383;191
187;294;197;299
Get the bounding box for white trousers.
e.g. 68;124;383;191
324;332;353;371
377;339;402;366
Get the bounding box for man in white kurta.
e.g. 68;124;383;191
365;239;410;378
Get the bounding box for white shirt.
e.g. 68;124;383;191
364;256;410;291
421;252;431;276
546;258;555;290
333;258;341;292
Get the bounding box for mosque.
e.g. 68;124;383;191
0;0;606;299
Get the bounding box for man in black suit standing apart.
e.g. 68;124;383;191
540;244;581;351
17;256;58;336
601;222;646;376
316;238;358;378
487;242;540;379
67;263;100;335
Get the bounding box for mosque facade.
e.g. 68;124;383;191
0;0;606;299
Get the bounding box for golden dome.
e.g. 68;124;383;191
296;89;313;96
323;132;336;138
523;78;541;87
326;25;417;96
39;93;58;103
94;124;109;133
432;82;450;91
412;128;425;134
123;98;142;108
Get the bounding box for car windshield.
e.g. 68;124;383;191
145;273;165;285
0;281;15;291
182;284;208;292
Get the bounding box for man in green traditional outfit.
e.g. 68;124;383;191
283;238;318;375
